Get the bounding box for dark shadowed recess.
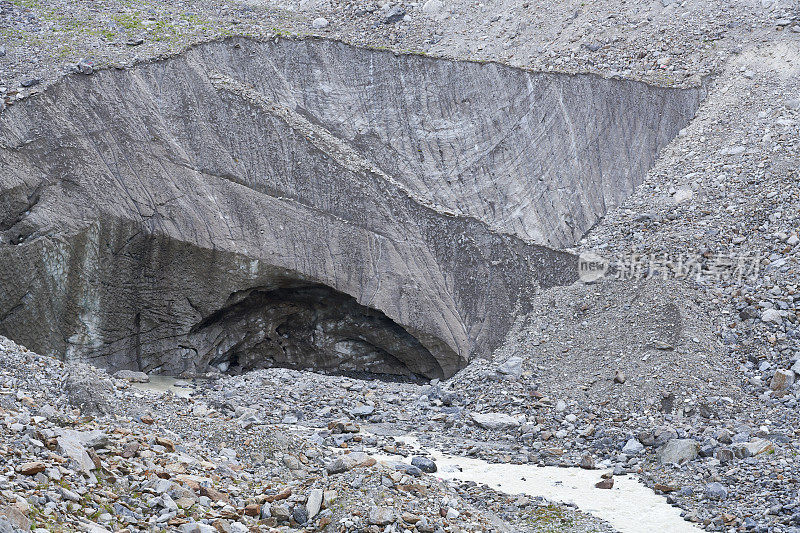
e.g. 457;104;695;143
190;284;446;381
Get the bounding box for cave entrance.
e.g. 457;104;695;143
190;284;445;381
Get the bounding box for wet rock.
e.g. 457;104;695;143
411;456;437;473
595;478;614;489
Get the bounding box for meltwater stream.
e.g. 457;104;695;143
377;436;702;533
130;379;701;533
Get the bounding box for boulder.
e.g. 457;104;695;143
113;370;150;383
306;489;323;519
622;438;644;455
411;456;437;473
770;369;794;391
704;482;728;500
657;439;699;464
470;412;523;431
497;356;524;379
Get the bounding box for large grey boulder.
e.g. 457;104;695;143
63;363;114;416
0;38;702;379
657;439;699;464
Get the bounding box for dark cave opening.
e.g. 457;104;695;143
190;283;447;381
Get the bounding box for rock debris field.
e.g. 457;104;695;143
0;0;799;532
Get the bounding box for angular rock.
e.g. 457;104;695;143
497;356;524;378
704;482;728;500
113;369;150;382
325;452;376;474
470;412;523;430
15;461;45;475
369;506;396;525
306;489;323;519
56;434;96;473
622;439;645;455
64;363;114;415
656;439;699;464
770;369;794;391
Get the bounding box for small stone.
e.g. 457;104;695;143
579;453;595;469
411;456;437;473
383;6;406;23
20;78;40;88
15;461;46;475
369;506;396;526
421;0;443;14
402;512;421;524
761;308;783;324
715;447;734;463
770;369;794;391
270;504;291;521
306;489;323;519
497;356;524;378
244;504;260;517
470;412;522;430
113;370;149;382
349;405;375;417
292;506;308;525
325;452;375;474
198;485;230;503
654;483;678;493
312;17;329;29
75;59;94;75
126;38;144;46
322;490;337;509
622;439;644;455
595;478;614;489
613;370;626;384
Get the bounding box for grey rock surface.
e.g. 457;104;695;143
657;439;699;464
0;38;700;379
